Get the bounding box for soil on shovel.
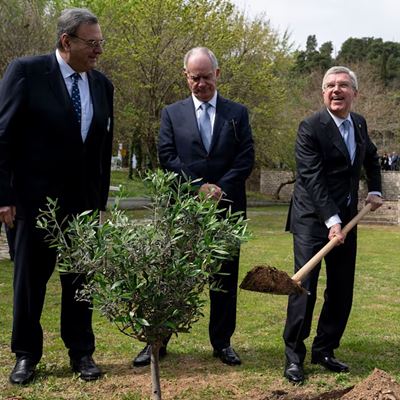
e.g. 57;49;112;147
240;265;307;296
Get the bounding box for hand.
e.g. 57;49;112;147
366;194;383;211
328;223;345;245
0;206;16;228
199;183;223;201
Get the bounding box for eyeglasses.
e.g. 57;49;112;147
186;73;214;83
324;82;353;90
69;34;106;48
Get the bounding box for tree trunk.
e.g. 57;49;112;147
150;342;162;400
274;177;296;200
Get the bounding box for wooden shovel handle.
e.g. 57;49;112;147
291;203;372;283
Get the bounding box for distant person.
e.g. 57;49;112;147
380;152;389;171
283;66;382;384
0;8;113;384
132;47;254;367
390;152;398;171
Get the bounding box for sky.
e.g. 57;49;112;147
232;0;400;55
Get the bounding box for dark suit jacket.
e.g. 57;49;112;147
287;108;381;237
158;94;254;213
0;53;113;216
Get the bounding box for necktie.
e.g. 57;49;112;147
341;119;353;160
71;73;81;126
199;102;212;151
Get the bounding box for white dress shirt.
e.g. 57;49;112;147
56;49;93;142
192;91;218;134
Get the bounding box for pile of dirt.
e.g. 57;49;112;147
341;368;400;400
240;265;306;295
264;388;352;400
263;369;400;400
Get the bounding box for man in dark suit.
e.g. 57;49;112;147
0;8;113;384
132;47;254;367
283;66;382;384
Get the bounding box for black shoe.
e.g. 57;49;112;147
132;344;167;367
284;362;304;384
9;357;37;385
213;346;241;366
70;355;101;381
311;354;349;373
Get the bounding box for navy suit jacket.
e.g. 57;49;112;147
158;94;254;213
286;108;381;237
0;53;113;216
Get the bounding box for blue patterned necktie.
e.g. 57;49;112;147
71;73;81;125
199;102;212;151
341;119;354;161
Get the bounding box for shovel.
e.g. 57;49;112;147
240;203;372;295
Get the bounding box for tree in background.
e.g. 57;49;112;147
0;0;57;74
338;37;400;87
293;34;334;74
66;0;295;173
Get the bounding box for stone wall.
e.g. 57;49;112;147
260;169;400;225
260;170;294;201
358;171;400;225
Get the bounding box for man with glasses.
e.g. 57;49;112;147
283;66;382;384
132;47;254;367
0;8;113;384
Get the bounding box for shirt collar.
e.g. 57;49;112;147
55;49;87;81
192;91;218;110
327;108;352;128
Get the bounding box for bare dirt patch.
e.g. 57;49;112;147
341;368;400;400
260;369;400;400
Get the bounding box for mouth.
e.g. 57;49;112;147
332;95;344;102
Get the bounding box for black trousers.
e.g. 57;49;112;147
283;229;357;365
160;251;240;351
11;215;95;362
209;253;239;350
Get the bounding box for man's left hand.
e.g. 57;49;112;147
199;183;223;201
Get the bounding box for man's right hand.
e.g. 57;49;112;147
328;223;345;245
0;206;16;228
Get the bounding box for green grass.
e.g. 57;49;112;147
109;170;149;197
109;169;274;201
0;205;399;399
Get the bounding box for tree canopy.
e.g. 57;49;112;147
1;1;399;172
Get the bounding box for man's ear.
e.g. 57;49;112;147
60;33;71;51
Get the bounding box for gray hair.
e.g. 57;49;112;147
56;8;98;49
322;66;358;91
183;47;219;71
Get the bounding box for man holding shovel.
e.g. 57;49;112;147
283;66;383;384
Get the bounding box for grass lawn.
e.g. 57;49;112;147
0;205;399;399
109;169;274;202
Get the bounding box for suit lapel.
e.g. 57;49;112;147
180;96;208;151
350;112;363;167
211;95;227;150
46;54;72;111
45;53;81;136
87;71;100;140
321;109;351;164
